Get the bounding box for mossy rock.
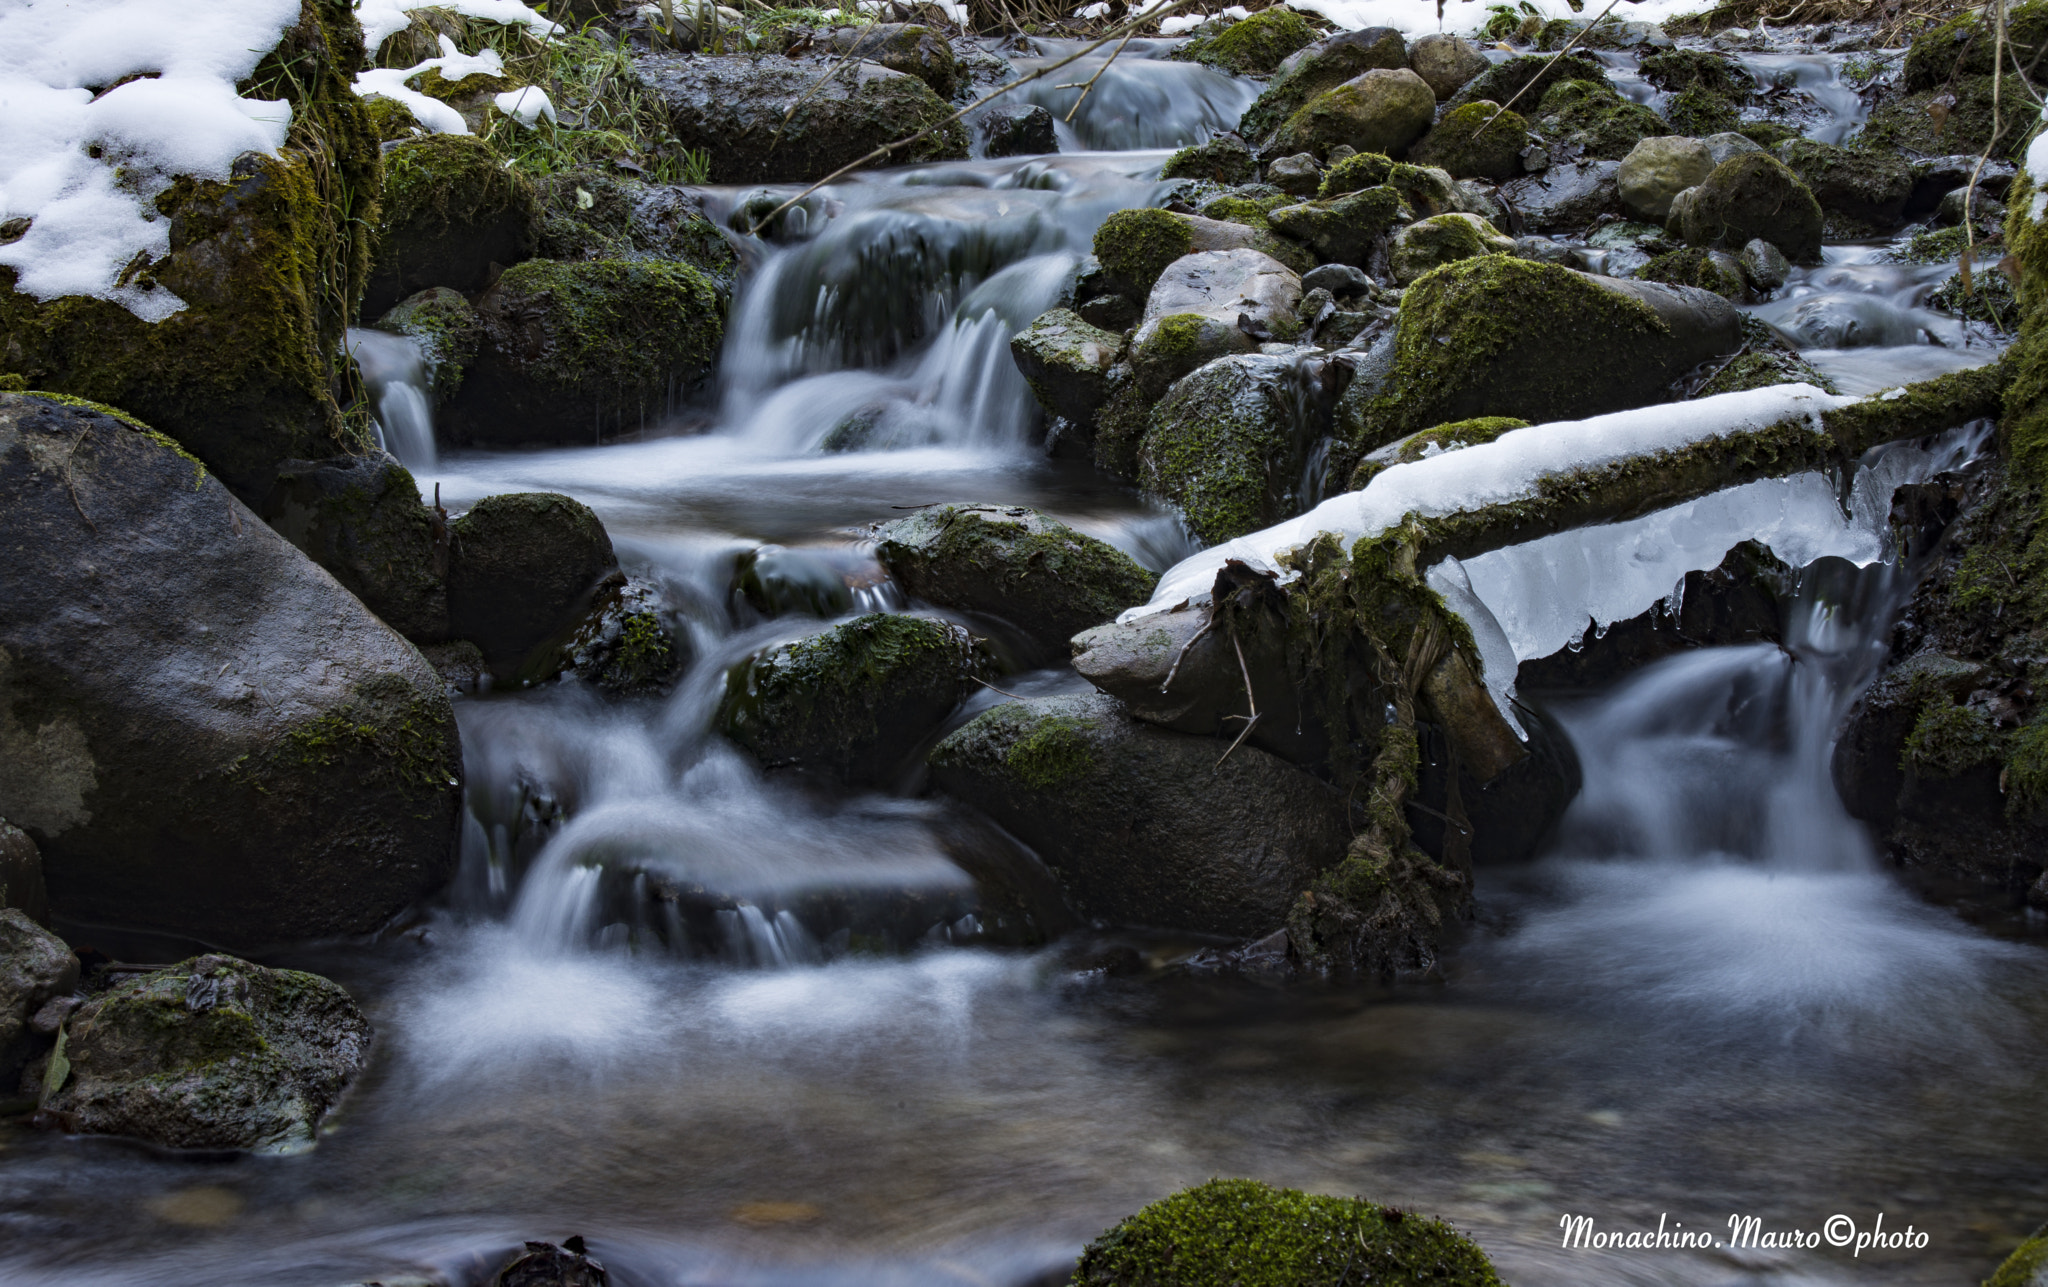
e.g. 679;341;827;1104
1930;264;2019;330
1673;152;1823;264
1318;150;1396;197
821;22;958;98
1984;1226;2048;1286
721;613;993;785
1775;139;1913;228
1738;120;1799;149
1093;208;1195;297
446;492;621;681
263;452;449;644
1238;27;1410;144
1011;307;1126;425
1641;245;1747;299
1861;76;2039;161
1662;84;1741;137
1200;192;1292;228
0;909;74;1080
530;170;739;286
1139;353;1324;545
1535;79;1667;160
1161;136;1258;186
1171;7;1317;75
37;954;370;1154
446;258;724;446
1350;415;1529;489
367;133;539;318
363;94;422;141
1639;47;1755;99
1266;186;1404;266
373;286;482;407
1448;52;1608;110
873;504;1157;649
1904;0;2048;92
1073;1178;1504;1287
1389;213;1513;285
1410;102;1527;181
0;0;380;502
1269;69;1438;160
1887;224;2002;264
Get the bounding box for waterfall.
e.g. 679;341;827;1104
346;326;438;470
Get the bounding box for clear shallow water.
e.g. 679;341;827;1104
8;39;2047;1287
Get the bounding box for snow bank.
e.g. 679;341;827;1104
355;0;561;50
2026;104;2048;221
1288;0;1714;38
0;0;304;322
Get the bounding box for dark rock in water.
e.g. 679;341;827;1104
1010;308;1125;427
35;954;370;1154
1906;154;2016;217
496;1237;608;1287
635;53;968;184
1499;159;1621;233
1265;186;1404;266
735;545;855;619
927;694;1349;939
873;504;1157;651
1;909;76;1086
1161;136;1256;186
0;821;48;924
0;393;462;948
530;171;739;285
445;258;724;447
1238;27;1408;145
263;451;450;644
447;493;621;682
1413;695;1579;868
373;287;483;408
820;23;958;97
1139;353;1334;545
555;577;687;695
1774;139;1913;230
1671;152;1824;265
366;134;540;317
980;104;1058;158
721;613;993;786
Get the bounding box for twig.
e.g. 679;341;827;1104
1159;612;1218;693
973;676;1031;701
746;0;1201;236
1065;20;1141;124
1962;0;2007;290
63;431;97;533
1215;628;1262;768
1474;0;1628;140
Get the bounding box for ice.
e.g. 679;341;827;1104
354;0;561;50
2028;105;2048;221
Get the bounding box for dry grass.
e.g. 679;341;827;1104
1665;0;1971;45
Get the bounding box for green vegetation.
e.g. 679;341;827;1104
1002;714;1096;790
1093;208;1195;296
1171;8;1317;75
467;25;711;183
1318;150;1396;197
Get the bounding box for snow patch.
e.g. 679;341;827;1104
354;0;562;51
496;85;558;129
2027;104;2048;221
352;37;509;136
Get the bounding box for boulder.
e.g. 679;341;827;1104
1010;307;1125;425
1409;33;1490;101
1737;237;1791;290
1531;79;1667;161
36;954;370;1154
1171;7;1317;76
1662;85;1741;137
1499;159;1621;232
443;258;723;446
1265;187;1404;265
980;104;1058;158
634;53;969;183
1617;136;1716;223
927;694;1349;938
528;171;740;281
1861;77;2037;161
0;393;462;947
873;504;1158;649
1091;208;1303;298
1159;136;1257;186
1139;353;1328;545
372;287;483;408
447;492;621;682
1388;213;1515;285
0;822;47;924
1672;152;1824;264
1263;153;1323;196
1639;245;1748;300
820;23;958;97
1238;27;1409;143
366;134;540;318
1409;102;1528;181
1703;131;1763;167
1268;69;1437;160
1318;150;1396;197
1;909;76;1085
1448;52;1609;110
1774;139;1913;229
495;1239;610;1287
1906;154;2017;217
1129;250;1302;388
721;613;993;785
263;452;449;644
1639;47;1755;99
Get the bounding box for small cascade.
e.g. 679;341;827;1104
1736;52;1869;144
1004;38;1260;151
345;327;438;469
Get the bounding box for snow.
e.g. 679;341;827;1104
1287;0;1714;38
496;85;558;129
0;0;304;322
353;37;509;135
354;0;561;51
2027;104;2048;221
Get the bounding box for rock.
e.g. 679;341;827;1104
1161;136;1257;185
1139;353;1329;545
1264;153;1323;196
1983;1229;2048;1287
1267;69;1438;161
447;493;621;682
37;954;370;1153
1409;102;1527;181
1011;308;1125;425
1639;246;1748;300
873;504;1158;650
1449;52;1608;111
528;171;739;282
1861;77;2036;161
1737;237;1790;290
373;288;483;407
0;822;47;924
1344;257;1739;445
1171;7;1318;76
1531;79;1667;161
721;613;992;785
1;909;75;1084
635;53;968;183
1617;136;1715;224
1702;131;1763;167
1774;139;1913;229
1388;213;1516;285
0;393;461;947
262;452;449;644
1318;150;1395;197
1302;262;1374;297
1672;152;1824;264
1935;185;2007;229
1639;47;1755;99
1349;414;1530;489
820;23;957;97
1906;154;2017;216
1408;33;1489;101
979;104;1058;158
1661;85;1742;138
555;577;687;696
1130;250;1303;389
1499;159;1621;232
734;545;854;619
1074;1179;1504;1287
1265;187;1404;266
444;258;723;446
1091;209;1302;299
928;694;1348;938
495;1237;609;1287
367;134;540;318
0;0;382;501
1238;27;1409;144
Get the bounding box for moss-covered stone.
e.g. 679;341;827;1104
1092;208;1195;297
363;93;422;141
721;613;992;785
263;452;449;643
1266;186;1405;265
1448;52;1609;110
445;257;724;445
1074;1178;1503;1287
873;504;1158;649
1639;47;1755;98
373;286;482;407
1268;69;1438;160
367;133;539;317
1641;245;1747;299
1238;28;1410;144
1388;213;1514;285
1888;224;2005;264
1317;150;1396;197
530;170;739;286
1161;136;1258;186
1931;264;2019;331
1349;415;1529;489
1673;152;1824;264
1903;0;2048;91
1692;319;1839;396
1171;7;1317;75
1860;76;2039;161
1410;101;1528;180
1534;79;1667;160
1011;307;1125;426
1775;139;1913;229
820;22;958;98
1662;84;1741;137
1139;354;1323;545
1200;192;1292;228
1985;1228;2048;1287
446;491;620;681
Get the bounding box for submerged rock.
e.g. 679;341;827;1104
366;134;540;317
1499;159;1621;233
735;545;854;619
36;954;370;1154
372;288;483;408
721;613;993;785
263;451;449;644
1160;136;1258;186
979;104;1057;158
495;1237;610;1287
928;694;1349;938
873;504;1157;651
0;393;461;947
447;493;622;683
1267;68;1438;161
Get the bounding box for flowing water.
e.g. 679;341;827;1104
5;36;2046;1287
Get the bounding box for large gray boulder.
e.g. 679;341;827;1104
1239;27;1409;143
1617;136;1716;224
635;54;968;183
929;694;1347;937
36;953;370;1154
1267;69;1438;160
873;505;1157;652
263;451;449;644
1129;250;1302;389
0;393;462;948
1010;308;1125;426
1409;33;1490;100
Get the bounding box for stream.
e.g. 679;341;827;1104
5;32;2046;1287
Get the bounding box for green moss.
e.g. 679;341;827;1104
1351;416;1530;489
1171;8;1316;75
2002;722;2048;818
281;671;459;800
481;257;723;398
363;93;422;141
1639;48;1754;98
1318;150;1395;198
1887;225;2004;264
1139;358;1308;544
1663;84;1741;136
1002;715;1096;790
1533;79;1666;159
1239;30;1409;143
379;132;537;249
1073;1178;1501;1287
1093;381;1153;482
1986;1230;2048;1287
1903;0;2048;91
1093;208;1194;296
1860;76;2040;161
1161;137;1258;186
1411;102;1527;180
1930;266;2019;331
1641;246;1747;299
1694;348;1839;397
723;612;977;745
1451;52;1608;111
1902;697;2004;777
1199;194;1289;228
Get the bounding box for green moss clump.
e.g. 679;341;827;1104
1641;246;1747;299
1903;0;2048;91
1171;8;1317;75
1985;1228;2048;1287
1738;120;1799;148
281;671;461;800
1639;47;1754;98
1887;225;2004;264
1238;29;1409;143
1533;79;1666;160
1930;266;2019;331
1092;381;1153;482
1902;697;2004;778
1161;136;1257;186
531;171;739;285
1073;1178;1502;1287
1663;84;1741;136
1450;52;1609;111
363;93;422;141
2002;723;2048;818
1139;357;1311;544
1410;102;1527;181
1200;193;1289;228
1318;150;1395;197
1003;715;1095;789
1860;76;2039;161
1093;208;1195;297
